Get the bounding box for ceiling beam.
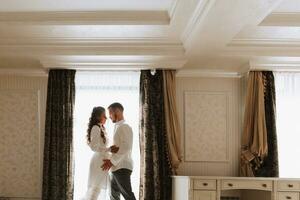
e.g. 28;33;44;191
183;0;284;55
0;37;185;56
181;0;216;45
250;57;300;71
229;38;300;47
260;12;300;27
40;55;187;69
223;45;300;57
168;0;180;21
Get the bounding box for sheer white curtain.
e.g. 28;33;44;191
275;72;300;178
74;71;140;199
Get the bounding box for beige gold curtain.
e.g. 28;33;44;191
163;70;182;173
240;71;268;177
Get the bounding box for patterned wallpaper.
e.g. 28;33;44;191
0;76;47;199
184;91;229;162
0;90;40;197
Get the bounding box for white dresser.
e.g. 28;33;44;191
172;176;300;200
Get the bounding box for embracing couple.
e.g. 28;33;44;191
83;102;136;200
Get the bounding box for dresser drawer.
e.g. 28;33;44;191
278;192;299;200
221;179;272;191
193;191;216;200
278;181;300;191
194;179;217;190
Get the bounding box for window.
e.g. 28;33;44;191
275;72;300;178
73;71;140;199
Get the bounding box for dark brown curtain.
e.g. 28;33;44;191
139;70;172;200
42;69;76;200
255;71;279;177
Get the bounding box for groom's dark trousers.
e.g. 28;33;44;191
110;168;136;200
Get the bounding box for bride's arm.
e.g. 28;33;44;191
88;126;108;153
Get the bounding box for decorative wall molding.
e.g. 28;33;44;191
176;77;240;176
0;11;170;25
181;0;216;44
184;91;229;162
260;12;300;26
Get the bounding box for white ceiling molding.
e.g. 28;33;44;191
0;11;170;25
176;69;242;78
250;58;300;71
0;37;187;69
260;12;300;26
223;37;300;56
168;0;179;21
0;55;187;73
222;47;300;57
0;55;187;72
0;39;185;56
181;0;215;45
40;55;187;69
0;37;177;45
229;38;300;47
42;63;185;70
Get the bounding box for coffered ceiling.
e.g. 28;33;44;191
0;0;173;11
1;0;299;74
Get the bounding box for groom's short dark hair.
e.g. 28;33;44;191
108;102;124;112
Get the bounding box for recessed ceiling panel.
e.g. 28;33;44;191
273;0;300;12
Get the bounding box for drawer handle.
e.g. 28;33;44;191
228;183;233;187
262;184;267;187
288;184;294;188
202;183;208;186
286;196;292;200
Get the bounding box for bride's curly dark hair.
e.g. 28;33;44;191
87;106;106;144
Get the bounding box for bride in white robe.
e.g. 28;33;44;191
82;106;110;200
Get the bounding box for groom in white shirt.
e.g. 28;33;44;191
101;102;136;200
